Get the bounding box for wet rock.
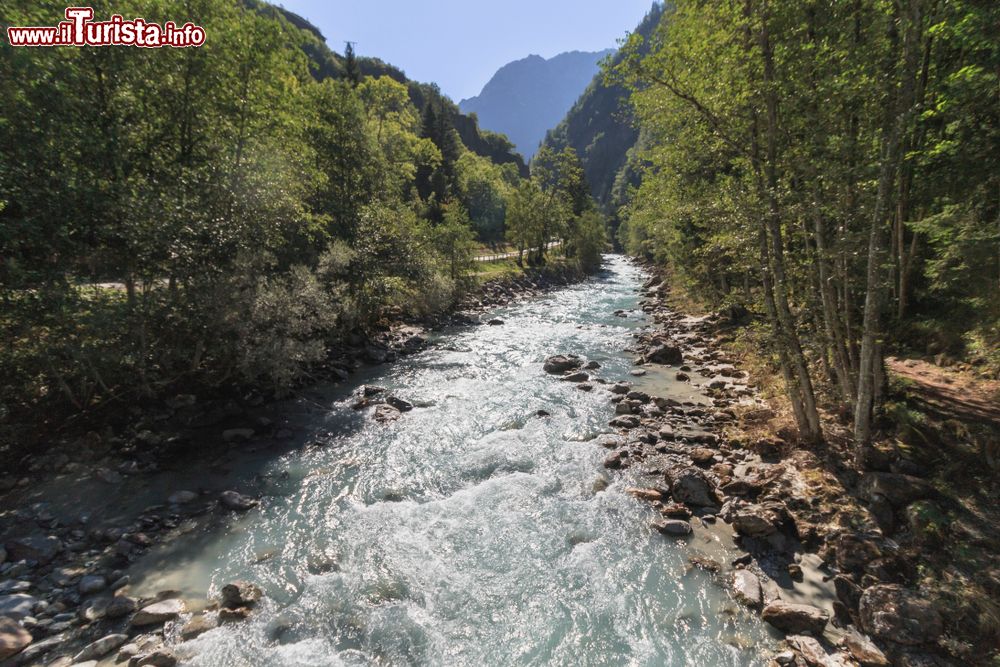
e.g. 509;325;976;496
609;383;630;395
78;575;107;595
584;361;601;370
675;372;690;382
222;428;255;443
592;476;610;492
603;449;629;470
577;382;594;392
645;344;683;366
668;467;719;508
630;369;647;376
487;318;504;325
180;614;218;640
0;617;31;661
561;372;589;383
543;355;583;374
220;581;262;609
372;404;401;422
859;584;942;646
361;385;386;397
219;490;258;511
733;505;780;537
130;599;186;626
626;390;651;403
386;396;413;412
732;569;762;608
761;600;830;635
72;633;128;663
6;535;62;564
0;547;5;565
535;409;551;417
843;630;890;666
653;520;692;536
858;473;934;508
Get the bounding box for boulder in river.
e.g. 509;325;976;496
221;581;263;609
220;490;258;511
561;372;589;383
386;396;413;412
859;584;942;646
130;599;186;626
731;569;762;608
0;617;31;661
652;520;692;536
373;404;402;422
761;600;829;635
543;354;583;374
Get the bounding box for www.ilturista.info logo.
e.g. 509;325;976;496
6;7;206;47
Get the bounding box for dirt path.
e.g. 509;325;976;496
886;356;1000;426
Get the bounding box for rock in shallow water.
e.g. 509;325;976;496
543;354;582;374
731;569;762;608
652;520;692;536
130;599;186;626
219;490;257;511
220;580;262;609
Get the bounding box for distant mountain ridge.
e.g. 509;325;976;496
459;50;614;160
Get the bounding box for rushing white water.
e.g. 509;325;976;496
130;256;775;666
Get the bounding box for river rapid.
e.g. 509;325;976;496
125;255;775;666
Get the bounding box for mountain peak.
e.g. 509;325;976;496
459;49;613;160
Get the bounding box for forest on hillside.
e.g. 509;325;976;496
0;0;607;439
613;0;999;454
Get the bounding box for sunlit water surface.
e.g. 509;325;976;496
128;256;774;666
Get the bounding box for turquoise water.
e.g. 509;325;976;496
129;256;772;666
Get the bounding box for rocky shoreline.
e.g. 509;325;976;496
0;263;586;667
0;260;955;667
555;267;955;667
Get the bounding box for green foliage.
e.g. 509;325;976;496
0;0;582;433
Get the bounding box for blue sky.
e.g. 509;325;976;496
275;1;656;102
